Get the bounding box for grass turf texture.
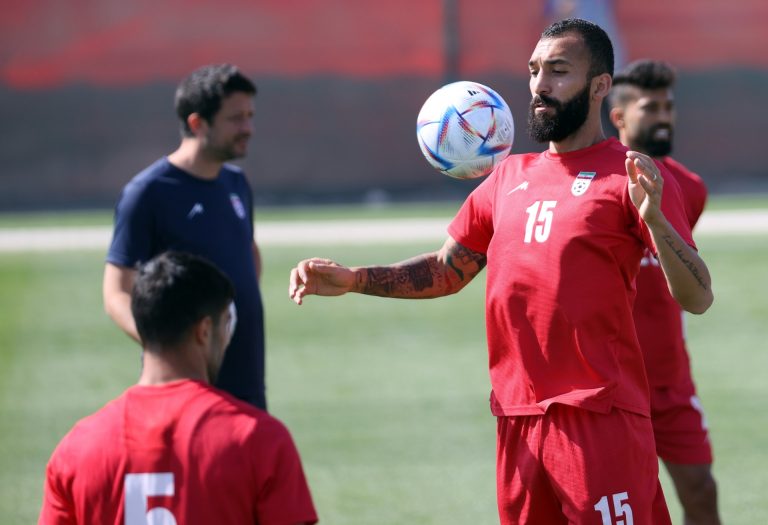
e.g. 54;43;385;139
0;200;766;524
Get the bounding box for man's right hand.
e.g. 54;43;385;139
289;258;357;305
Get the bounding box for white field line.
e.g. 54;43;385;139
0;210;766;253
695;210;768;234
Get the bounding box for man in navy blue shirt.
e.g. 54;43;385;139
103;64;267;409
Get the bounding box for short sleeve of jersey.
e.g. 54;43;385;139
38;445;77;524
447;173;498;253
252;417;318;525
106;176;156;267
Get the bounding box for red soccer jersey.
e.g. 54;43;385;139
633;157;707;386
39;380;318;525
448;138;694;417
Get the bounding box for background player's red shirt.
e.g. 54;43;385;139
39;380;317;525
448;138;694;417
633;157;708;386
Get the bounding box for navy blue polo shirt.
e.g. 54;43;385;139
107;158;266;409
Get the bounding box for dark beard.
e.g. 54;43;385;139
636;124;673;157
208;140;247;162
527;82;591;143
204;130;250;162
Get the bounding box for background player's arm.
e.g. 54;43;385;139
102;263;140;343
289;236;486;305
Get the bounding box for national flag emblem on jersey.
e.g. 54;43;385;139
571;171;596;196
229;193;247;219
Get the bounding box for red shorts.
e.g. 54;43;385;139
650;380;713;465
496;405;671;525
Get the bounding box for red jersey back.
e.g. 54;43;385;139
448;138;694;417
40;380;317;525
633;157;707;386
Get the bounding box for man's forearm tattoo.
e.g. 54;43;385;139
661;234;708;291
359;245;486;298
362;258;435;297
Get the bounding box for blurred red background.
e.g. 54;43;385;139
1;0;766;209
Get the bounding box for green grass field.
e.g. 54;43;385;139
1;199;766;524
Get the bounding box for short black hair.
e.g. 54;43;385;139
541;18;614;79
610;59;677;108
174;63;257;137
131;251;235;348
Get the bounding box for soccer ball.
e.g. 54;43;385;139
416;81;514;180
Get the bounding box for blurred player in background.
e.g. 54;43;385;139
103;64;268;409
41;251;317;525
288;18;713;524
610;59;721;525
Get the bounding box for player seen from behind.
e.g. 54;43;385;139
42;251;317;525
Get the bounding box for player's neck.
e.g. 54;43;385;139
168;141;222;181
138;348;210;386
548;122;606;155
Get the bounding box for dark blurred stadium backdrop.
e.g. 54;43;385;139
1;0;766;210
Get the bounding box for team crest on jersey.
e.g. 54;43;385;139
571;171;596;196
229;193;247;220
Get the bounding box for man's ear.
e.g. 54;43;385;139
609;106;625;131
187;113;207;136
591;72;612;102
193;316;213;345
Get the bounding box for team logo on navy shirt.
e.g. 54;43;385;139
229;193;247;220
571;171;596;196
187;202;204;219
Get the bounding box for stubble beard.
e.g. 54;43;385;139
203;131;250;162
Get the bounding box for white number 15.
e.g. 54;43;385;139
594;491;634;525
524;200;557;243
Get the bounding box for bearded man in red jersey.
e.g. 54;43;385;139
289;19;713;525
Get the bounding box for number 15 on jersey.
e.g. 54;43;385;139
524;200;557;243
